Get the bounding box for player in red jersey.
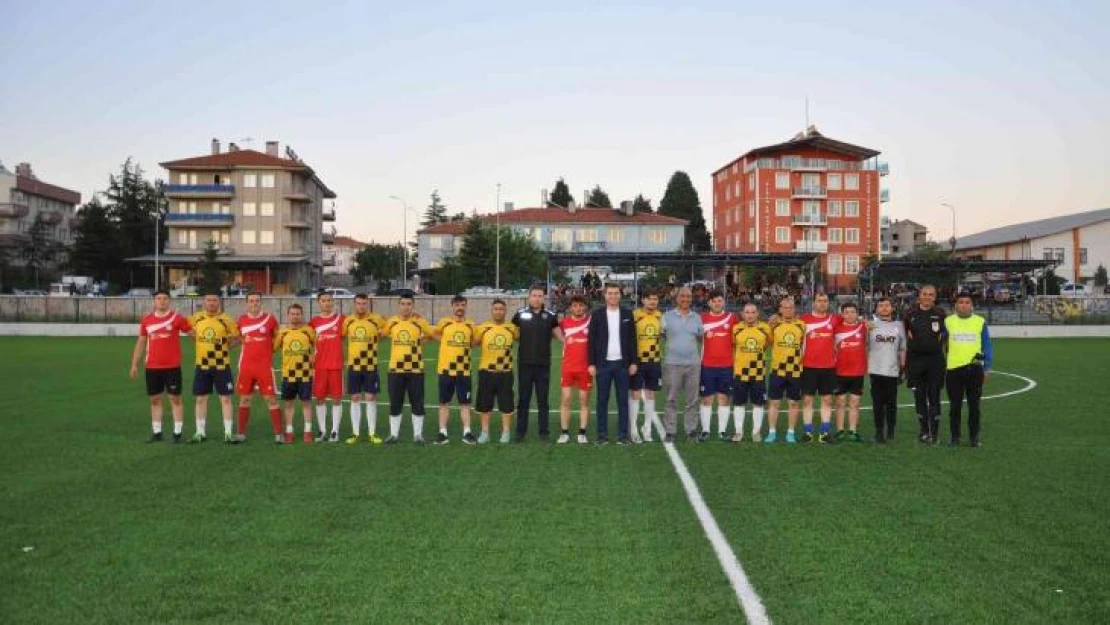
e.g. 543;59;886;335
833;301;867;442
699;291;738;442
557;296;592;444
130;290;193;443
799;292;842;443
233;292;282;443
309;291;346;442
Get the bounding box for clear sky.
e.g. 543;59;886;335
2;0;1108;246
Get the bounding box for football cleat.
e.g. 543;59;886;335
577;433;589;445
785;432;797;445
383;436;400;445
477;431;490;445
462;432;478;445
557;433;570;444
345;435;361;445
764;431;778;444
188;432;206;444
303;432;314;444
434;432;449;445
146;432;163;443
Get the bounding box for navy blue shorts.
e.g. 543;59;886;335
347;370;380;395
193;368;234;396
630;362;662;392
699;366;733;397
438;373;472;405
732;379;767;406
768;374;802;401
281;380;313;402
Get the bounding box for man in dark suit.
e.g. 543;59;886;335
588;283;639;444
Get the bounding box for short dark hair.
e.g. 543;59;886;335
814;291;830;300
398;293;415;303
316;291;331;300
355;293;369;300
641;291;659;301
203;291;221;299
840;301;858;312
741;301;758;311
875;296;892;306
604;282;621;291
955;291;973;302
247;291;263;299
570;295;587;305
707;290;724;301
153;289;170;298
452;294;467;304
491;298;506;307
288;303;303;312
529;285;547;295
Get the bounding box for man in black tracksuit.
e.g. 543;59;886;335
512;285;562;442
903;284;947;443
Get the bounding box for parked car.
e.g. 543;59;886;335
387;288;416;298
14;289;47;296
295;288;316;297
461;286;504;297
320;287;356;299
124;288;154;297
1060;283;1090;297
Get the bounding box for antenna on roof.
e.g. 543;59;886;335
805;96;809;129
238;137;255;148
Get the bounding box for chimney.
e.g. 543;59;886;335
567;199;577;214
620;200;634;216
15;162;34;179
228;142;239;152
211;138;221;155
265;141;279;157
541;189;549;206
583;189;590;207
503;202;514;212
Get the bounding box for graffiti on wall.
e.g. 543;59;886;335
1032;296;1110;320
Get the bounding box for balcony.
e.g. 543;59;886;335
165;213;235;227
323;254;337;266
880;189;890;203
322;207;336;222
322;228;336;244
783;158;828;171
284;186;313;202
572;241;607;252
745;158;866;173
0;202;29;219
793;212;827;226
794;240;828;253
792;186;826;198
876;162;890;176
285;212;311;229
0;232;31;246
165;184;235;198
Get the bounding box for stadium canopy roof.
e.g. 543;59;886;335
862;258;1056;280
547;251;819;268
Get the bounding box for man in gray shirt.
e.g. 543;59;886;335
661;287;703;442
868;296;907;443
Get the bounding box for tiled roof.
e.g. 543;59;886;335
714;128;880;175
417;207;687;235
15;176;81;205
330;235;367;248
160;149;308;170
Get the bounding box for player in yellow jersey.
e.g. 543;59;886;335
730;302;772;442
342;294;387;444
188;293;240;444
383;293;435;445
765;297;806;444
274;303;316;444
473;299;519;444
432;295;477;445
630;292;664;443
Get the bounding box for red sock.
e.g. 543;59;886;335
268;408;283;434
237;406;251;434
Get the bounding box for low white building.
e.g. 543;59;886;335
954;208;1110;284
323;235;365;276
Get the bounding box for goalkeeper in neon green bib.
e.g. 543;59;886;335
944;292;993;447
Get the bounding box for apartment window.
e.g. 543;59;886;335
242;230;256;245
775;199;790;216
732;163;738;174
827;173;842;191
260;202;275;217
428;235;443;250
775;227;791;243
845;201;860;217
243;202;256;216
724;211;731;226
1080;248;1088;265
748;202;755;218
576;229;598;242
748;175;755;191
828;200;842;217
725;185;731;201
261;174;276;188
803;200;821;214
219;231;230;244
650;229;666;244
731;182;738;198
211;201;221;213
177;230;188;245
1043;249;1054;261
775;172;790;189
552;228;572;244
845;174;859;190
828;254;843;275
1055;248;1065;263
243;174;257;188
829;228;843;244
748;228;755;244
609;228;625;243
845;255;860;274
846;228;860;244
178;173;188;185
260;230;274;245
190;174;198;185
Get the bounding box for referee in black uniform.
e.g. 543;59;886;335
511;285;563;441
903;284;947;443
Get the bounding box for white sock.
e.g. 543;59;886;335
645;404;658;437
223;418;233;435
331;404;342;434
699;405;711;432
629;397;641;429
413;415;425;438
734;406;746;437
315;405;326;433
753;406;764;436
285;424;294;434
717;405;730;434
173;421;183;435
304;420;313;433
351;403;362;436
389;415;401;438
366;402;377;437
196;416;206;434
152;421;163;434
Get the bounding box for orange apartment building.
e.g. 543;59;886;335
712;126;888;292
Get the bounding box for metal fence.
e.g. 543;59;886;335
0;296;529;325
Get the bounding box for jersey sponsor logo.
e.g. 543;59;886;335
742;337;760;352
493;334;507;347
146;314;177;335
315;315;341;335
875;334;899;343
203;327;216;340
240;314;272;335
952;332;978;342
932;321;940;333
779;332;798;347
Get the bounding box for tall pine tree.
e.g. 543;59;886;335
421;190;448;227
69;198;117;281
102;159;166;288
658;171;711;251
631;194;653;214
586;185;612;208
549;178;574;208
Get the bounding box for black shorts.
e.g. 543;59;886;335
731;379;766;405
801;367;837;396
347;370;380;395
387;372;426;416
630;362;662;392
146;368;183;396
476;370;514;414
438;373;472;405
281;380;313;401
193;367;234;396
768;374;802;401
836;376;865;396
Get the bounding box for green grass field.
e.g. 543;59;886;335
1;337;1108;624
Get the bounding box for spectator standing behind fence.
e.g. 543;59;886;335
660;287;703;442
